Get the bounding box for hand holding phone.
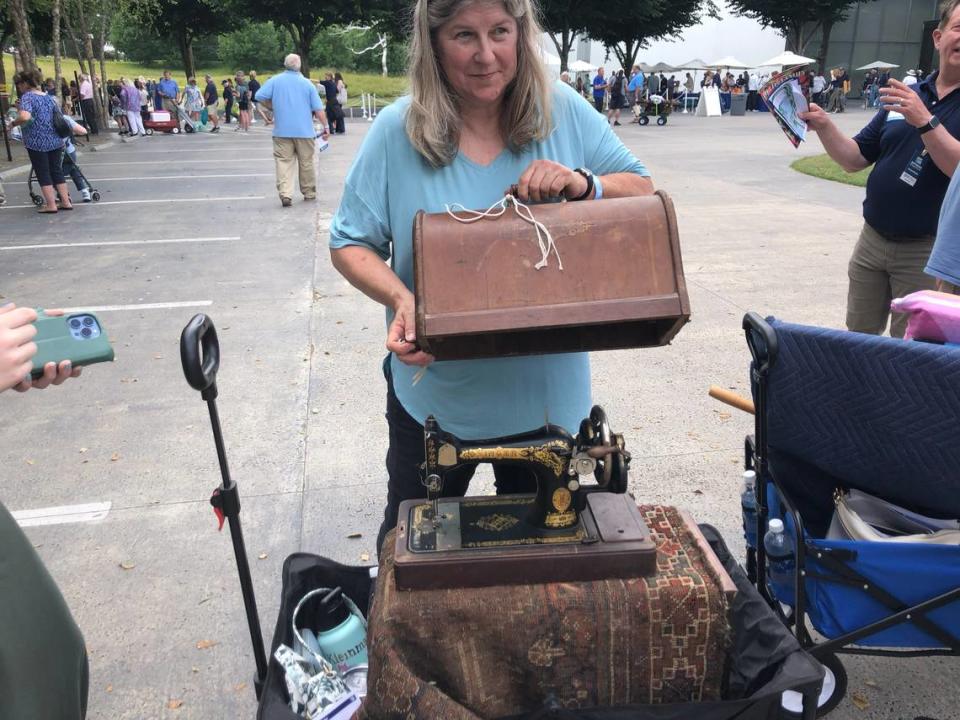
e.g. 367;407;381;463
0;304;38;392
28;310;113;386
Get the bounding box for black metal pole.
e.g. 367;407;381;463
206;397;269;692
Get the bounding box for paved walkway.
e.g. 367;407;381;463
0;107;947;720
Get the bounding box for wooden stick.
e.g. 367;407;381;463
708;386;755;415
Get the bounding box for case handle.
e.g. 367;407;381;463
180;313;220;396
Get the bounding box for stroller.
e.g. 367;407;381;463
632;93;672;126
741;313;960;718
27;148;101;207
180;313;825;720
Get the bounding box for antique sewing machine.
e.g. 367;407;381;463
394;406;658;590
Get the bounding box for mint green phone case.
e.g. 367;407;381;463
31;311;115;378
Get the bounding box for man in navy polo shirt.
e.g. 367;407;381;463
800;0;960;337
592;67;607;113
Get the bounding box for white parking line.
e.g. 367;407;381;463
13;501;112;528
1;196;265;209
98;148;260;154
1;236;240;251
78;159;271;166
5;174;271;184
59;300;213;312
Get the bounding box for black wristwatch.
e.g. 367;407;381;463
570;168;594;201
919;115;941;135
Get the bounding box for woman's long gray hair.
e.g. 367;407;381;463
406;0;552;168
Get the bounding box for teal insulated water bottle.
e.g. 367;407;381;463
313;587;368;675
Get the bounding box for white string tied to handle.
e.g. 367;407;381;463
444;194;563;271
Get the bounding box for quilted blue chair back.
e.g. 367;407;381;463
766;319;960;518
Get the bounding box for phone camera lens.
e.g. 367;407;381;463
70;318;82;329
82;317;94;327
81;327;92;338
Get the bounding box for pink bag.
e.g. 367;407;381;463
890;290;960;343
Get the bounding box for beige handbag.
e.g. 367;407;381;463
828;489;960;545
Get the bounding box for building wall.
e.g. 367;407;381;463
808;0;940;92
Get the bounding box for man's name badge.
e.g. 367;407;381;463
900;149;927;187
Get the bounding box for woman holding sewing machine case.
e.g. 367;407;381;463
329;0;653;552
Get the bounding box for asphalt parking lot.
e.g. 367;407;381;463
1;108;953;719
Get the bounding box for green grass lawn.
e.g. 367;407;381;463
6;54;408;106
791;153;872;188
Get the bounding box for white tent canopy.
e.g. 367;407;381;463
675;59;709;71
649;62;676;73
707;56;751;69
761;51;816;68
856;61;900;70
569;60;594;72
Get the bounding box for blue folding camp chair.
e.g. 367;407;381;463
740;313;960;718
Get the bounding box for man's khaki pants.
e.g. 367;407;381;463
846;223;936;338
273;137;316;201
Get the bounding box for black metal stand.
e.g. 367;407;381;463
181;314;268;697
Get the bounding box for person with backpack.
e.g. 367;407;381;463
607;69;626;126
8;69;73;213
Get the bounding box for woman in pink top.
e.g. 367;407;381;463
122;79;146;137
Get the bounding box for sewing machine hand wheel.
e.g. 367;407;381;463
578;406;628;493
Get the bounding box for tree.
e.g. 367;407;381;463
52;0;62;92
540;0;590;73
65;0;107;125
219;22;292;71
728;0;878;73
8;0;37;71
232;0;369;77
123;0;227;78
584;0;719;74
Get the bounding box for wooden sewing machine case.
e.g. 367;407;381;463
413;191;690;361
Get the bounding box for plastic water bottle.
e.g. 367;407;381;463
740;470;758;549
764;518;796;603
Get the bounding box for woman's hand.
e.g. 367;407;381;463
0;304;38;392
19;359;81;391
0;306;83;393
512;160;588;202
386;292;434;367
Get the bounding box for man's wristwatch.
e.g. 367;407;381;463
919;115;941;135
571;168;594;201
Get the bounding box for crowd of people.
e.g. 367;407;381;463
2;63;356;213
564;61;930;124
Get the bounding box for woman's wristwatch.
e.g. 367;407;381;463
571;168;603;200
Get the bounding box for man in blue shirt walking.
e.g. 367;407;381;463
592;67;607;113
255;54;330;207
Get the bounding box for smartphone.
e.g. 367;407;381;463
31;311;115;379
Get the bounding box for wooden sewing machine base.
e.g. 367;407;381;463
394;492;657;590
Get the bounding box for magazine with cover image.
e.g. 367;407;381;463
760;71;809;148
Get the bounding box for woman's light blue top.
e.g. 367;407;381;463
329;82;649;439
